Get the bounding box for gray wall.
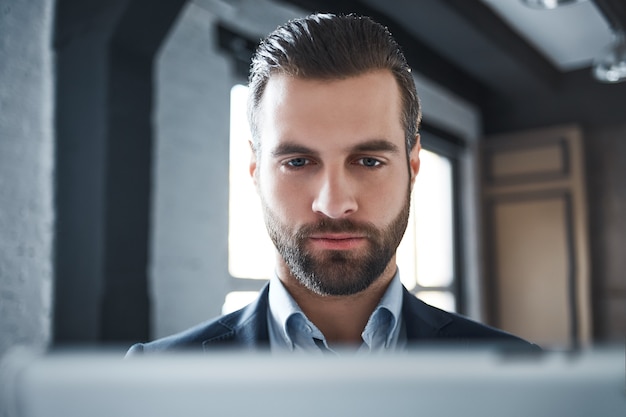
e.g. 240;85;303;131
0;0;54;357
151;2;233;338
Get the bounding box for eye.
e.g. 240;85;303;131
357;157;382;168
285;158;309;168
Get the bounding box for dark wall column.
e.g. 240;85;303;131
53;0;186;345
585;123;626;343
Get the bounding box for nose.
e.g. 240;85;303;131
311;169;358;219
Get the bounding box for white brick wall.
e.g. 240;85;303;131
0;0;54;357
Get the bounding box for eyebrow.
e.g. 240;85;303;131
270;139;400;158
351;139;400;154
271;143;318;158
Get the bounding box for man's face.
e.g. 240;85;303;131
250;70;420;296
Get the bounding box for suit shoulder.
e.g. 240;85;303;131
436;309;540;351
439;310;516;338
403;292;540;351
125;310;240;355
125;284;271;356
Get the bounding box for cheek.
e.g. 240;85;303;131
368;188;405;219
367;173;410;221
258;170;308;216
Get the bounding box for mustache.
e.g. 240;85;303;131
295;218;378;238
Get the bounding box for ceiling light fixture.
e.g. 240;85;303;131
521;0;587;9
593;30;626;83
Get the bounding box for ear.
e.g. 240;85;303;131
409;134;421;189
249;140;259;187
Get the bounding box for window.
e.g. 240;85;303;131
228;84;274;281
227;84;460;313
396;148;458;312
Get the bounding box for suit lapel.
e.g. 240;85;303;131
402;286;453;340
202;284;271;351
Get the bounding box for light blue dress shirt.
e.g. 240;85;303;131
267;270;406;354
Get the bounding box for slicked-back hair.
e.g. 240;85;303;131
247;13;421;155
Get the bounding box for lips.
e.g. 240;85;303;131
307;234;367;250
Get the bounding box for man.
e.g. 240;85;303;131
127;13;537;354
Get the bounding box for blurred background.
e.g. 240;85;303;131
1;0;625;359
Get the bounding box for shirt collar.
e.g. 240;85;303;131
268;273;315;351
361;269;404;350
267;270;405;353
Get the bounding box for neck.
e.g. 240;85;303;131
277;260;397;345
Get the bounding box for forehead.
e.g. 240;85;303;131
257;70;405;151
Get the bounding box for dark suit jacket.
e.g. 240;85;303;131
127;283;539;354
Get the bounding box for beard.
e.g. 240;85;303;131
261;193;411;296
